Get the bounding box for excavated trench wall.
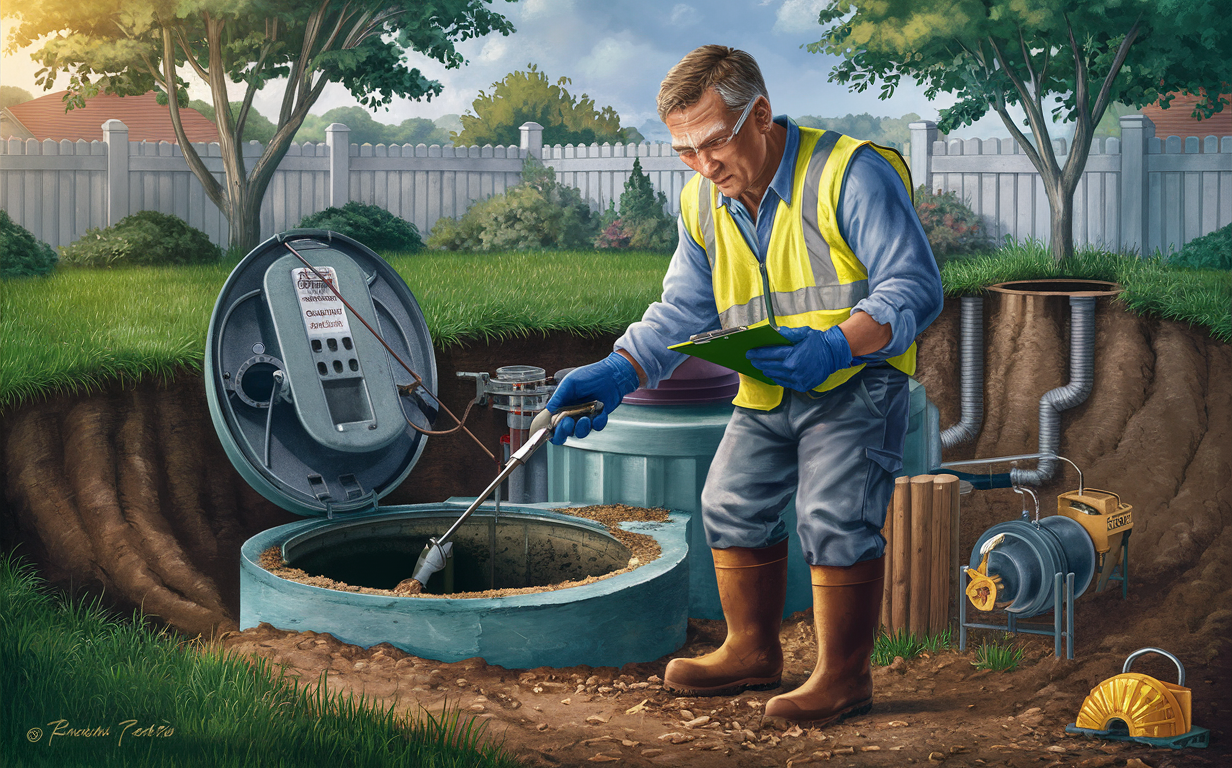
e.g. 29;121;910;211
2;305;1229;673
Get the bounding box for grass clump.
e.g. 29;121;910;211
872;627;953;666
971;635;1025;672
59;211;221;268
0;550;519;768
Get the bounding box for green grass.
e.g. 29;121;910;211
970;635;1025;672
871;627;953;666
1;242;1227;410
942;240;1232;343
0;249;670;409
0;551;521;768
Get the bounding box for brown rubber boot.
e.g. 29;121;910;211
663;539;789;696
763;556;884;725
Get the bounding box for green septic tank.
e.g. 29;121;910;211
547;357;941;620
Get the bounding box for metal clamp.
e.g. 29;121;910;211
1013;484;1041;524
1123;647;1185;687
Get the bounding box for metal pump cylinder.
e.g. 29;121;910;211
968;516;1096;617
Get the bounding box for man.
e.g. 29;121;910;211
545;45;943;725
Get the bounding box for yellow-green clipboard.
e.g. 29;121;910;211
669;325;791;386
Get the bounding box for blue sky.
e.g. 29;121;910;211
2;0;1038;141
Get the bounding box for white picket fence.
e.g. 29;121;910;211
0;120;691;250
2;115;1230;254
911;116;1232;255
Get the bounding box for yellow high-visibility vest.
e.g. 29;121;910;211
679;126;918;410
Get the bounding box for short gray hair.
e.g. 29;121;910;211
657;45;768;121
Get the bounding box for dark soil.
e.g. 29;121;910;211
2;301;1229;767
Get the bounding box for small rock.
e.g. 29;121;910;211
889;656;907;674
860;745;881;751
597;686;613;694
631;681;650;689
783;724;804;738
1123;760;1153;768
928;751;946;762
587;754;620;762
625;699;649;715
560;698;571;705
658;732;695;744
641;749;664;757
683;715;710;728
888;720;909;727
455;678;467;686
833;746;855;755
536;723;548;731
746;700;763;709
648;675;662;683
586;676;599;685
586;715;610;725
621;739;639;747
469;704;485;712
532;686;544;694
679;709;695;720
742;729;757;743
1077;757;1118;768
1045;745;1066;753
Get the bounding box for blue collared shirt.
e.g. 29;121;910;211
616;116;944;388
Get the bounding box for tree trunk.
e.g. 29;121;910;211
1048;188;1075;264
227;185;265;255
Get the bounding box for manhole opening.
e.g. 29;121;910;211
987;278;1122;296
285;516;631;595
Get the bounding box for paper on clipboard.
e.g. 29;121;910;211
668;324;791;386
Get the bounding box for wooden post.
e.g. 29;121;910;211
909;475;934;636
890;476;912;635
883;477;909;634
931;476;958;635
950;474;963;629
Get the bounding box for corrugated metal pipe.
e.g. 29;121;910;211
940;295;985;449
1010;296;1097;486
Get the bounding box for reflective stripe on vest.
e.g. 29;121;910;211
679;126;917;410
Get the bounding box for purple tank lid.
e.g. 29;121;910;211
621;355;739;405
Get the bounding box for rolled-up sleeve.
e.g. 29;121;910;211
840;146;944;361
614;217;721;387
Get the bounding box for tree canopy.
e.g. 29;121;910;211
453;64;638;147
5;0;515;251
0;86;34;110
810;0;1232;261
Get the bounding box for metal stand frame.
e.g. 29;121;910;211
959;566;1075;659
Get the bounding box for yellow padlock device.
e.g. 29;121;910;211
965;533;1004;611
1065;648;1209;749
1056;488;1132;595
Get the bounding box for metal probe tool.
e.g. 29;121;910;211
395;400;603;595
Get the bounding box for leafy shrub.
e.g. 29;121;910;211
593;158;677;252
428;157;597;251
60;211;221;267
298;201;424;252
914;185;988;263
1168;223;1231;270
0;210;58;277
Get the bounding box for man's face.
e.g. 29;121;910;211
666;89;770;200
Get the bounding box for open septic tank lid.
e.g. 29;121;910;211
205;230;437;517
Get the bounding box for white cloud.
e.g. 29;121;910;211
670;4;699;26
477;37;509;64
772;0;826;35
521;0;574;18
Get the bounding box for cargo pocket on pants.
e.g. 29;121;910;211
862;446;903;529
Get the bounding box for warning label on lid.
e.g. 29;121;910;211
292;266;353;339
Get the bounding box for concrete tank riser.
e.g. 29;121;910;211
240;502;690;669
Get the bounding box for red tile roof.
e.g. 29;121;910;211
1140;92;1232;139
4;90;219;143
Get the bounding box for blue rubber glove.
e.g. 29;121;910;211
544;352;641;445
745;325;853;392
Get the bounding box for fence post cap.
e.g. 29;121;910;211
519;121;545;131
325;123;351;132
908;120;937;129
101;119;129;131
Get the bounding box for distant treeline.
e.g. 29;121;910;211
793;113;921;151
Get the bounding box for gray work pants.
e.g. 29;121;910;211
700;365;910;566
